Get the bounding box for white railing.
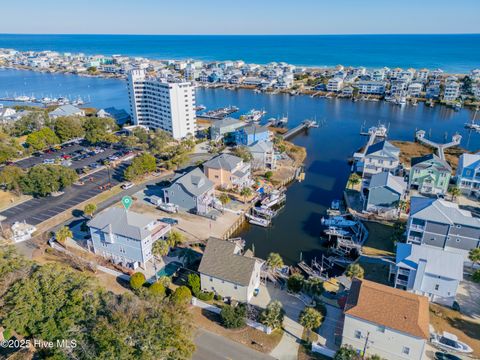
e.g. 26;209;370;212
396;278;408;287
410;224;425;231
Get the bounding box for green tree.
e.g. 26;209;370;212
187;273;201;295
287;273;304;293
264;171;273;180
54;116;85;142
220;304;246;329
266;252;284;271
170;286;192;305
148;281;166;298
25;127;59;150
472;269;480;283
0;166;24;194
334;346;362;360
299;307;323;339
240;187;253;203
218;193;231;207
232;146;253;162
130;272;146;290
167;230;184;248
260;300;284;330
83;203;97;217
468;248;480;268
20;164;77;196
345;263;365;279
55;226;72;244
347;173;361;189
152;240;170;257
303;277;325;298
124;153;157;181
9;111;44;136
448;185;461;201
83;117;116;144
149;129;172;154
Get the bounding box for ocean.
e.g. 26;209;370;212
0;34;479;72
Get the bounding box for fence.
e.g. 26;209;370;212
191;297;272;334
311;343;336;358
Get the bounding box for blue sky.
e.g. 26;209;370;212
2;0;480;35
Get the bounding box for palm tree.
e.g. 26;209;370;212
260;301;284;330
240;187;253;203
345;263;365;279
83;203;97;218
448;186;461;201
166;230;184;248
266;252;284;271
347;173;361;189
299;307;323;340
152;240;170;257
219;193;231;206
398;199;409;214
56;226;72;244
468;248;480;269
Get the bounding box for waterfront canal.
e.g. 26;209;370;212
1;68;478;264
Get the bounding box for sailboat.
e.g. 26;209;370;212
465;109;480;131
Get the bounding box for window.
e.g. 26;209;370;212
402;347;410;355
435;284;439;291
377;326;385;333
234;285;238;290
209;277;213;282
354;330;362;339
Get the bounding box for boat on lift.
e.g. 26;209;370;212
243;109;266;122
261;189;286;208
321;216;357;228
253;206;276;218
324;226;351;237
245;213;271;227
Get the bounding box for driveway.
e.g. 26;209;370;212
317;304;342;351
250;283;306;360
456;277;480;322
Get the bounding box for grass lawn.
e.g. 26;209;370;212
362;221;399;257
357;258;392;286
190;306;283;354
430;303;480;358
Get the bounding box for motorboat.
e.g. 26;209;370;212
324;226;350;237
431;332;473;354
245;213;270;227
321;216;357;228
331;200;341;210
243;109;266;122
253;206;276;218
261;189;286;208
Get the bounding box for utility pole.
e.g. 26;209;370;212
362;332;370;359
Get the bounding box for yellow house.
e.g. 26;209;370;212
203;153;252;189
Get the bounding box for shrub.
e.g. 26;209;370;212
214;294;223;301
260;300;284;330
287;273;304;293
472;269;480;283
171;286;192;305
196;291;214;301
130;272;146;290
187;273;201;295
264;171;273;180
149;281;166;297
220;304;246;329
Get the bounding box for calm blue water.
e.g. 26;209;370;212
1;69;478;264
1;34;480;72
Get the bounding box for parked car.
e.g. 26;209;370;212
89;163;100;169
43;159;55;164
435;352;462;360
160;217;179;225
121;182;134;190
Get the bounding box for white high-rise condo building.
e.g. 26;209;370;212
127;69;196;139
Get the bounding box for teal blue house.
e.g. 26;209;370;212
409;154;451;195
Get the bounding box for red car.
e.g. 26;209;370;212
62;154;72;160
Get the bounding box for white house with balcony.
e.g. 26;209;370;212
443;77;460;101
362;140;400;178
391;243;463;306
327;77;344;92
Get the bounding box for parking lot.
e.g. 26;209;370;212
9;141;130;172
0;162;128;225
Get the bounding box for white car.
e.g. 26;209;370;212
122;182;134;190
43;159;55;164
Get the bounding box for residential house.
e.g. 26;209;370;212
342;278;429;360
443;77;460;101
198;237;263;302
356;81;386;95
406;196;480;260
88;207;171;269
363;140;400;177
203;153;252;189
96;107;131;125
163;168;215;216
409;154;451;195
407;83;423;97
456;152;480;194
365;171;406;215
233;124;271;146
248;140;276;170
392;243;463;306
327;77;344;92
209;117;245;141
48;104;85;119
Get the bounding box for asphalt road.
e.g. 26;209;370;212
0;163;127;225
193;329;275;360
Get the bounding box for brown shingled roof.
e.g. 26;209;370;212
344;278;430;339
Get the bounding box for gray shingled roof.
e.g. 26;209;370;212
198;238;260;286
248;140;273;153
87;207;156;240
243;124;269;135
369;171;406;195
170;167;214;196
365;140;399;159
411;153;451;172
203;153;242;171
49;104;83;117
410;196;480;227
212;117;243;129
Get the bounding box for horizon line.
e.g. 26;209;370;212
1;32;480;37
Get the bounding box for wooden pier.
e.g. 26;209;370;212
415;130;462;160
282;120;319;140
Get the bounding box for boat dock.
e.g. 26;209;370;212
415;130;462;160
199;106;239;120
353;124;388;161
282;120;319;140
